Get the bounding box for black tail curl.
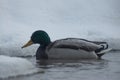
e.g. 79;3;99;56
95;42;109;59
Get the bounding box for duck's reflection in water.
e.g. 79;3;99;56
36;59;109;70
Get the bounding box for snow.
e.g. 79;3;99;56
0;0;120;57
0;55;39;79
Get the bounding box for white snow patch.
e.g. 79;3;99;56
0;55;40;79
0;0;120;57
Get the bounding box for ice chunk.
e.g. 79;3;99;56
0;55;39;79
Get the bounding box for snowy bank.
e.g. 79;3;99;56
0;0;120;56
0;55;40;79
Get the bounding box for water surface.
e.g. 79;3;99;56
3;51;120;80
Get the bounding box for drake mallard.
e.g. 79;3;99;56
22;30;111;60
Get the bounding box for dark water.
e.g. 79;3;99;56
4;51;120;80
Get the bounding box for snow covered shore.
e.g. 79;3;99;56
0;55;39;79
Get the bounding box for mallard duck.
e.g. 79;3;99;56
22;30;111;60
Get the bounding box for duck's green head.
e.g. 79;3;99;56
22;30;51;48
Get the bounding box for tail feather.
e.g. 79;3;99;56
95;42;109;59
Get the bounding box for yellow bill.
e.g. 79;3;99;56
22;40;34;48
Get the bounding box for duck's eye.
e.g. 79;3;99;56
31;35;40;43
